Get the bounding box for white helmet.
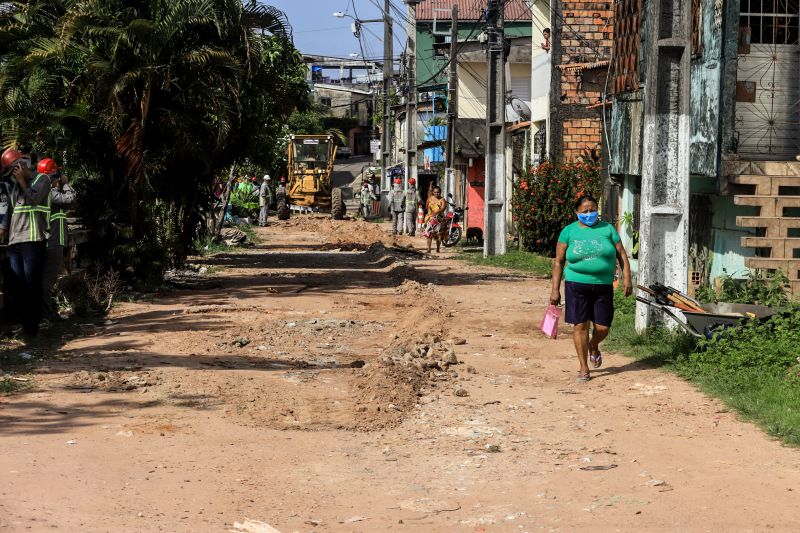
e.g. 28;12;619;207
263;174;271;181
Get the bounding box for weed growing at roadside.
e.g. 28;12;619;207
697;269;790;306
0;377;30;394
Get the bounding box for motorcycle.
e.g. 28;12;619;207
439;194;463;247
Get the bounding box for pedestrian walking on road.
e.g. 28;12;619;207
550;194;633;382
41;159;75;319
389;177;405;235
259;174;272;227
404;178;419;236
0;149;51;337
423;186;446;254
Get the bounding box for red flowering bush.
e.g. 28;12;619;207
512;160;601;256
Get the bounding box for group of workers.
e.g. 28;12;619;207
0;149;75;337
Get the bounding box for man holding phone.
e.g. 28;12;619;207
0;149;51;337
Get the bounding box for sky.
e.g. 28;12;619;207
269;0;408;61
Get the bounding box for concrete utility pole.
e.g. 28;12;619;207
484;0;507;257
403;0;417;191
444;4;459;203
445;4;459;170
635;0;691;332
381;0;393;190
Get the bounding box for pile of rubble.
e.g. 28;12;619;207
378;334;463;374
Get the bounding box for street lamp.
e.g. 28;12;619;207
332;11;384;39
333;6;393;189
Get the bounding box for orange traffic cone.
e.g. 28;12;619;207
417;205;424;226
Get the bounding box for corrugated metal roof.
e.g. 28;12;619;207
415;0;532;22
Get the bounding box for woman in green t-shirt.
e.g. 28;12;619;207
550;194;633;382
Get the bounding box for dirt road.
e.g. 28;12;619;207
2;217;799;532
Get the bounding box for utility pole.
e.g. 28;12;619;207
445;4;458;168
403;0;417;191
445;3;459;202
381;0;393;191
484;0;506;257
635;0;691;331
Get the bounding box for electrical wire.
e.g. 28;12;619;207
415;0;490;87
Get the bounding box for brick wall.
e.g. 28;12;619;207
549;0;613;163
562;118;602;161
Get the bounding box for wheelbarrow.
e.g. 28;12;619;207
636;296;775;338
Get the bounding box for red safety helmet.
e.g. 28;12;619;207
408;178;416;185
393;177;402;184
279;176;287;183
37;157;60;175
1;149;27;176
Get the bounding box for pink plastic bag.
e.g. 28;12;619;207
539;305;561;339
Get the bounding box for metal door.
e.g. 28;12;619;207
736;0;800;160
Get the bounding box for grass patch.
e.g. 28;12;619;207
607;290;800;446
454;249;552;277
0;376;31;394
235;222;261;244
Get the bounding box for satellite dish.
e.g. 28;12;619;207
510;97;531;121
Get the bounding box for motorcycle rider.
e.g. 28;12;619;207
389;177;404;235
404;178;419;236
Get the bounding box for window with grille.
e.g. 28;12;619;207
612;0;643;93
740;0;800;45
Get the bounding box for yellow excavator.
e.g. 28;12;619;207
277;134;345;220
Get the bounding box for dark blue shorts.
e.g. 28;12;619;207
565;281;615;327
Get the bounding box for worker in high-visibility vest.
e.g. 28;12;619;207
40;158;75;319
0;149;51;336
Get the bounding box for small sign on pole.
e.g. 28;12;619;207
370;139;381;154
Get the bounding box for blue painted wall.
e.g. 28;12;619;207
424;125;447;164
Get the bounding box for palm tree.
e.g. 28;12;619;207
0;0;307;273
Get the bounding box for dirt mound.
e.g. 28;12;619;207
279;216;401;247
351;334;462;431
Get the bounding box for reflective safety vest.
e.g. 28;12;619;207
47;182;75;247
4;173;51;245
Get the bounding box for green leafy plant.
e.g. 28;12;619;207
619;211;640;257
709;269;790;306
229;186;259;217
511;160;601;256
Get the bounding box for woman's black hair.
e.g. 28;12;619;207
574;194;598;211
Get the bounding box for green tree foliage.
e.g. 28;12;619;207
0;0;309;280
511;161;601;256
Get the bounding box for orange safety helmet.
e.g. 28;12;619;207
37;157;60;175
1;149;27;176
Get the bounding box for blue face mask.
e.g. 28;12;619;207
578;211;599;226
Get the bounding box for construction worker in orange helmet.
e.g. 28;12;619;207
404;177;419;236
389;176;405;236
39;158;75;319
0;148;51;336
